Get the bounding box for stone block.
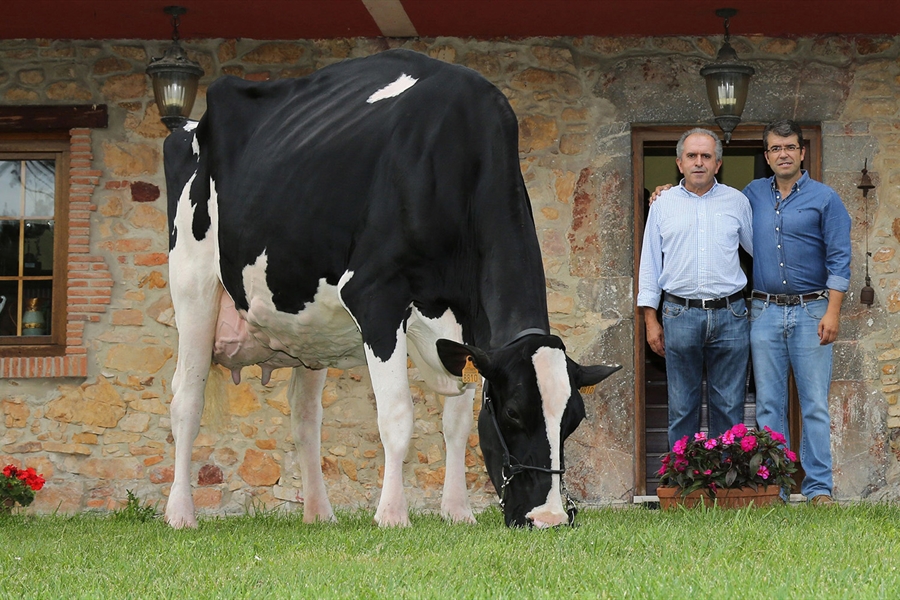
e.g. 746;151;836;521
238;449;280;486
47;377;125;428
119;412;150;433
105;344;172;374
2;398;29;428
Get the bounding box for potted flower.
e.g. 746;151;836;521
656;424;797;509
1;464;45;514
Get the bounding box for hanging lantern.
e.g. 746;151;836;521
700;8;755;143
146;6;204;131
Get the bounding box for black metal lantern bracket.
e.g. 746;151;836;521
859;159;876;306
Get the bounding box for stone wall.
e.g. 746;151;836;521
1;33;898;515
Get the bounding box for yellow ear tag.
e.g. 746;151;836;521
579;384;596;394
461;356;480;384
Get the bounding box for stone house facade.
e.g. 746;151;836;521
1;33;898;515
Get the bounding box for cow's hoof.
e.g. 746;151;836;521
303;511;337;524
441;509;476;524
165;513;198;529
374;511;411;528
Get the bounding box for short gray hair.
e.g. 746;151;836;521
676;128;723;162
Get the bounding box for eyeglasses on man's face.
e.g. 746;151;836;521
766;144;801;153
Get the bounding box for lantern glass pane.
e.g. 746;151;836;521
705;72;751;117
152;72;200;118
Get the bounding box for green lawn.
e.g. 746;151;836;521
2;502;899;599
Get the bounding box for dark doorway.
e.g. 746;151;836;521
632;125;821;496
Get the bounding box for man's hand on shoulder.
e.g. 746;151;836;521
648;183;674;206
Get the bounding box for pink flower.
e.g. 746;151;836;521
704;469;712;475
770;431;787;445
694;432;707;441
721;431;735;445
704;438;718;450
740;436;757;452
731;423;748;437
673;437;689;456
785;449;797;462
674;457;688;472
657;465;667;476
757;465;770;479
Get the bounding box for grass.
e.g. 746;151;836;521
2;502;900;598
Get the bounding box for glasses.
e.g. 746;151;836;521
766;144;801;153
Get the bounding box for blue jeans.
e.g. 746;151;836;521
750;297;833;499
662;298;749;449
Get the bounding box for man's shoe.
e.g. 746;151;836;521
809;495;836;506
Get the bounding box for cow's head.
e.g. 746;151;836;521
436;335;621;528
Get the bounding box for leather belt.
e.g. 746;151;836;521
664;291;744;310
751;290;826;306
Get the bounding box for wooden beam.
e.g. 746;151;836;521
0;105;108;131
361;0;418;37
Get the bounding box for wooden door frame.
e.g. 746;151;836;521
631;123;822;496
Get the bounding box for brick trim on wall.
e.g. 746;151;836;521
0;128;109;378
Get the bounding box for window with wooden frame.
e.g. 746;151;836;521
0;133;69;353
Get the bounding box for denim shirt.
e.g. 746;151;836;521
743;171;851;295
637;178;753;308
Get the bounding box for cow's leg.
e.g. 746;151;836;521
365;326;414;527
165;279;222;529
165;172;222;529
287;365;335;523
440;385;476;523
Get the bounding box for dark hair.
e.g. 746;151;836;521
763;120;804;150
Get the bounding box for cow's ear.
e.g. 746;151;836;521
574;363;622;389
436;339;492;379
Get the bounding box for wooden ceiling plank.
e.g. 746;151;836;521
361;0;419;37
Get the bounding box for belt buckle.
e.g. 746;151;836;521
701;298;713;309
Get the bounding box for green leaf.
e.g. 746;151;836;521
725;468;737;487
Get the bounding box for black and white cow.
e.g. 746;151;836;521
164;49;620;529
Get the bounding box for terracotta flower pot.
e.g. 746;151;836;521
656;485;782;509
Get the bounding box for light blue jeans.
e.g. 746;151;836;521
750;297;833;499
662;298;749;449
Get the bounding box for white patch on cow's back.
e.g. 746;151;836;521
366;73;418;103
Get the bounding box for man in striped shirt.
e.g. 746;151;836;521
638;128;754;450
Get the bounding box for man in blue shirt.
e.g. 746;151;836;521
638;128;754;449
744;120;851;506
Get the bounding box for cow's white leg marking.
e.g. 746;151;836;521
440;384;476;523
366;73;418;103
526;347;570;529
405;307;475;523
287;366;335;523
166;174;221;529
366;324;414;527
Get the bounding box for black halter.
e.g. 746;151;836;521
481;328;578;525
